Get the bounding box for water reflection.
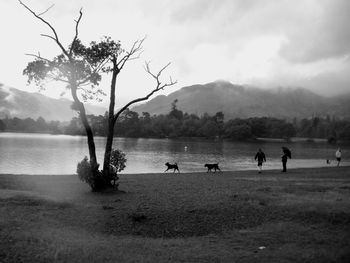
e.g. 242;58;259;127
0;132;348;175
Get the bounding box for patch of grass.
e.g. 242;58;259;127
0;195;73;209
1;167;350;262
292;210;350;226
283;184;333;193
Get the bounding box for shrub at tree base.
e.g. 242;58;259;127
109;149;127;187
77;157;94;186
77;149;126;191
76;156;106;191
77;156;98;190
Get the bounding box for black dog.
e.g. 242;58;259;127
165;162;180;173
204;163;221;173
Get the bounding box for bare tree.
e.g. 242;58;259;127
102;59;176;177
19;1;176;190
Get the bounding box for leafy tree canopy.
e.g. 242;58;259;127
23;37;123;101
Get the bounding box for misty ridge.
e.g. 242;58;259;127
1;81;350;122
0;83;105;122
1;81;350;142
132;81;350;120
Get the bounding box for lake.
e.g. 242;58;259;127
0;132;348;174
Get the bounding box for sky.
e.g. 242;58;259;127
1;0;350;107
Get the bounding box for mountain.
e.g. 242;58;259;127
132;81;350;119
0;84;106;121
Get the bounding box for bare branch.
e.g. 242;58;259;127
155;62;172;79
117;37;146;70
69;8;83;56
143;61;156;79
25;53;51;63
113;61;177;122
37;4;54;16
124;50;143;62
143;61;174;88
19;0;70;58
40;34;56;41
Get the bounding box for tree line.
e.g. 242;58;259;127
0;116;61;134
2;103;349;141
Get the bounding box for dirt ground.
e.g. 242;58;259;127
1;167;350;262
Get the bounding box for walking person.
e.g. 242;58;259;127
254;148;266;173
281;147;291;172
336;148;342;166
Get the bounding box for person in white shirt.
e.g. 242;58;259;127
335;148;342;166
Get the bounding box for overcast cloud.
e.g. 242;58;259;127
0;0;349;107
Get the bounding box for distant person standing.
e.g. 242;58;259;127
281;147;291;172
336;148;342;166
254;148;266;173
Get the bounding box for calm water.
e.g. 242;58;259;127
0;132;348;174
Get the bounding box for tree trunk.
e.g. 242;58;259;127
80;104;98;170
103;119;115;175
70;84;99;172
102;61;119;175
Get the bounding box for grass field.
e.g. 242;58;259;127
1;167;350;262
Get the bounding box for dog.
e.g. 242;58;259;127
204;163;221;173
164;162;180;173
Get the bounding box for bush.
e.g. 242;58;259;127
77;151;126;191
77;156;98;189
109;149;127;186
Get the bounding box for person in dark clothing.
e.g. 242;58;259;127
281;147;291;172
281;154;288;172
254;148;266;173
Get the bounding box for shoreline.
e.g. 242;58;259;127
2;131;350;143
1;165;349;177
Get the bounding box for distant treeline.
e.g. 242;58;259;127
0;117;62;134
1;104;350;141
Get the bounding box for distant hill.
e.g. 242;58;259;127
0;84;106;121
132;81;350;119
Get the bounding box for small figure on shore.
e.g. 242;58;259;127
164;162;180;173
281;147;291;172
254;148;266;173
335;148;341;166
204;163;221;173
